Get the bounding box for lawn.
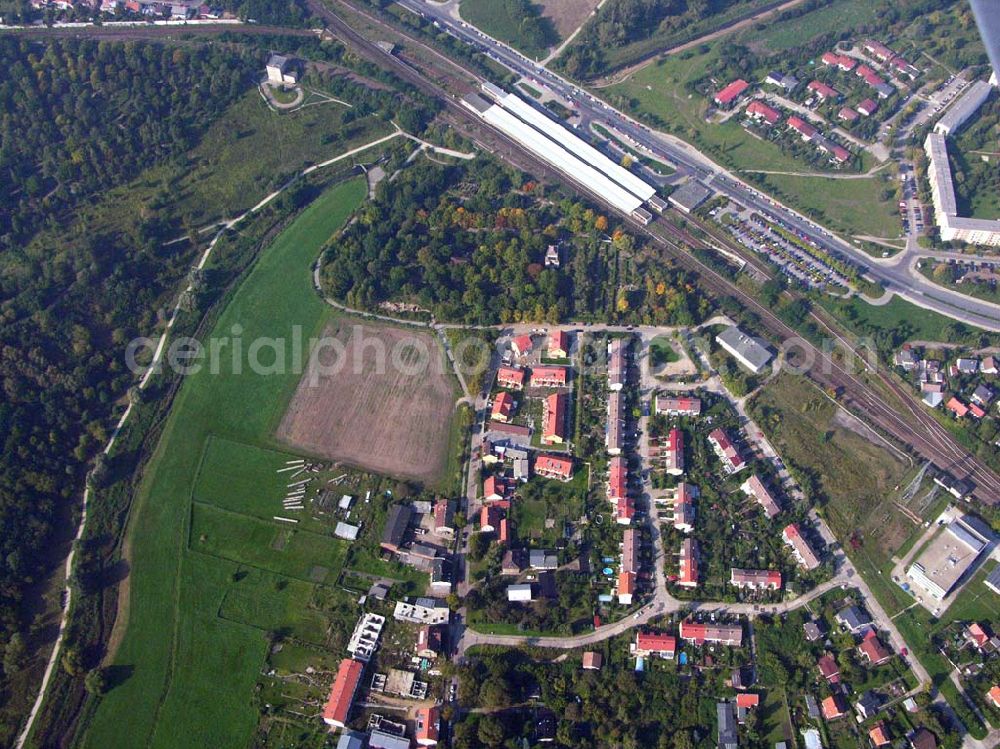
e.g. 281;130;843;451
817;294;995;343
81;178;368;749
649;335;681;367
757;171;901;238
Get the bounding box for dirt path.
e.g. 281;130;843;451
591;0;810;87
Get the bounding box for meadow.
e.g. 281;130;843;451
733;0;884;54
81;178;368;749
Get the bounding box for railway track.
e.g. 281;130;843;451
312;0;1000;504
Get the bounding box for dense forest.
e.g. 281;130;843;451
319;159;710;325
0;38;249;244
0;38;257;733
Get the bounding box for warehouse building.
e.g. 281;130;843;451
907;515;992;603
716;326;773;373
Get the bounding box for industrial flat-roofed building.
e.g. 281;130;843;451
907;515;992;601
668;180;712;214
716;326;773;373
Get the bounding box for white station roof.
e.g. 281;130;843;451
482;104;643;214
496;92;657;201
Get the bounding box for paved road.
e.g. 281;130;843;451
400;0;1000;332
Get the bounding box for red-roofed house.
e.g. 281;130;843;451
741;474;781;518
542;392;567;444
821;51;857;71
635;632;677;658
510;335;533;357
870;723;891;747
416;706;440;746
714;79;750;108
617;495;636;525
582;651;603;670
822;694;848;720
498;517;511;544
736;693;760;708
830;145;852;163
323;658;364;727
679;619;743;646
678;538;699;588
839;106;859;122
618;570;636;605
808;80;840;100
497;365;527;390
864;40;894;61
656;395;702;416
531;365;569;388
966;622;990;649
483;476;504;502
856;64;887;88
708;428;746;473
859;632;893;666
491;391;514;422
665;428;685;475
818;653;840;683
730;568;782;590
947;397;969;417
672;482;696;533
783;523;821;570
608;455;627;500
535;453;574;481
857;98;879;116
480;504;501;533
787;116;818;141
746;100;781;125
970;403;987;419
549;330;569;359
988;686;1000;709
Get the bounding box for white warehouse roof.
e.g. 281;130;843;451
496;92;657;201
482;104;644;215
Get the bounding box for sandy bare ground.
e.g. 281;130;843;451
537;0;602;40
276;321;457;485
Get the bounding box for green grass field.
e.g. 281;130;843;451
190;503;348;584
757;172;900;238
459;0;556;58
817;294;989;342
734;0;884;54
81;178;368;749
